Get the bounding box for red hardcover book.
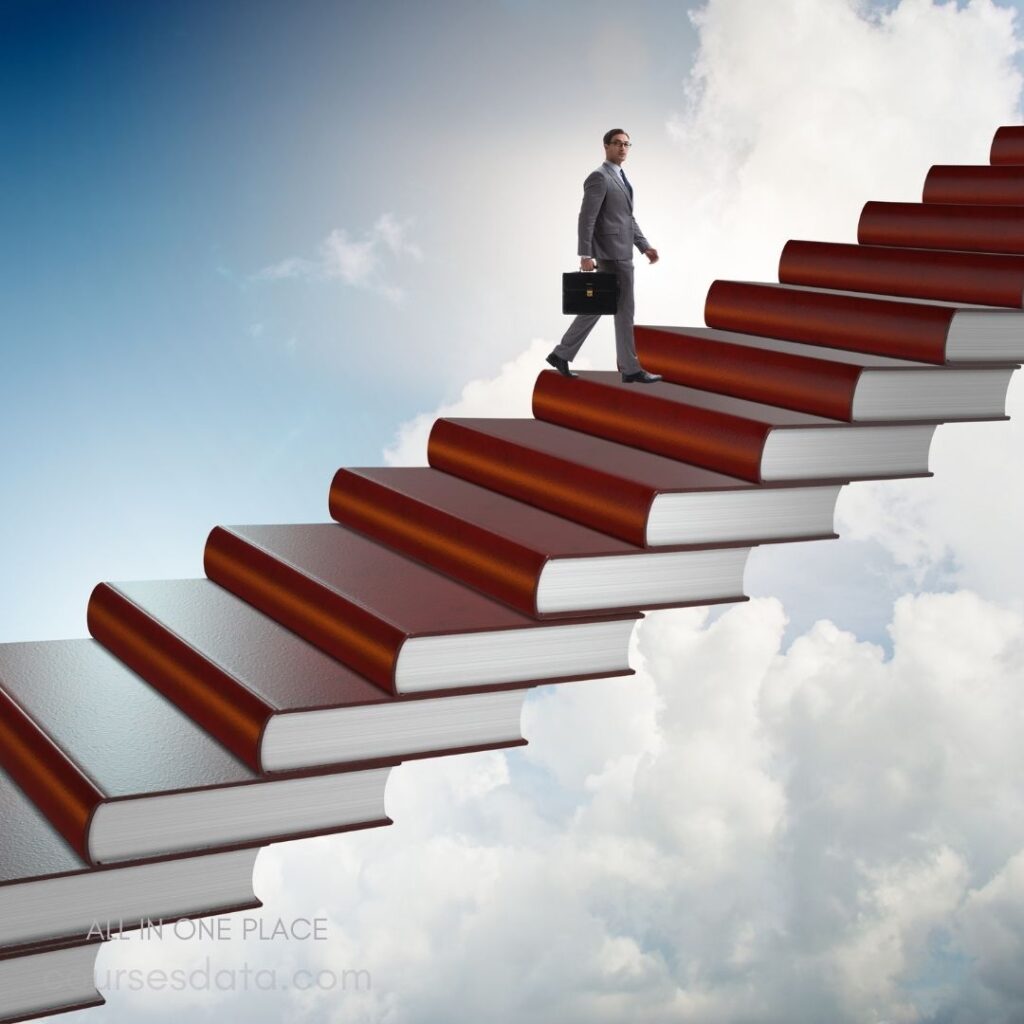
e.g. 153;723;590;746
0;640;393;865
88;578;530;774
635;325;1013;422
427;417;840;548
858;200;1024;254
990;125;1024;165
203;523;638;696
704;280;1024;364
0;765;261;955
532;371;935;485
778;240;1024;308
923;165;1024;205
328;467;750;618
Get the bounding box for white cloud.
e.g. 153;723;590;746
636;0;1024;633
255;213;423;302
200;590;1024;1024
371;212;424;261
382;338;599;465
90;591;1024;1024
635;0;1022;327
958;849;1024;1014
836;371;1024;605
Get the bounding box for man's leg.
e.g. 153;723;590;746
608;259;642;376
552;311;600;363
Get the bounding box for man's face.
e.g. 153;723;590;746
604;133;630;165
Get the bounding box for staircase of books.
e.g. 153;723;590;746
3;125;1024;1023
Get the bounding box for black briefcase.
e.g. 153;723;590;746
562;271;618;315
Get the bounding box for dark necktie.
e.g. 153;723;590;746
620;169;633;201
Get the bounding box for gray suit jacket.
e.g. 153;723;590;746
577;161;651;261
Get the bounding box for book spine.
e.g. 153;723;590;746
427;420;653;547
858;200;1024;255
778;240;1024;308
634;326;859;420
923;166;1024;205
87;584;272;773
328;469;546;615
532;371;769;483
0;688;100;862
704;280;952;364
991;126;1024;166
203;526;401;694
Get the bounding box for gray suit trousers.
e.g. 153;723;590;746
553;259;641;375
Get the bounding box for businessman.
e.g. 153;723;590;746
547;128;662;383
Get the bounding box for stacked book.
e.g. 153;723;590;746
3;123;1024;1024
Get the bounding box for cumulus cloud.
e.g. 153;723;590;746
836;372;1024;605
636;0;1022;326
127;590;1022;1024
639;0;1024;630
91;592;1024;1024
255;213;423;302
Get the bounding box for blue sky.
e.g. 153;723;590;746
1;0;703;640
6;1;1024;1022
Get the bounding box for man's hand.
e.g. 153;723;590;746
644;248;659;265
580;257;596;272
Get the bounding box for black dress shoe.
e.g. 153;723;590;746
546;352;577;378
621;369;663;383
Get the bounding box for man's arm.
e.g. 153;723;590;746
633;215;659;264
576;171;607;266
632;216;651;256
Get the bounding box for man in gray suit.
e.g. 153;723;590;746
547;128;662;383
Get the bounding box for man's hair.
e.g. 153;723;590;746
603;128;629;146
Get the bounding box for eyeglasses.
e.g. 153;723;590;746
609;140;632;148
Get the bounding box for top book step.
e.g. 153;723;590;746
990;125;1024;165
